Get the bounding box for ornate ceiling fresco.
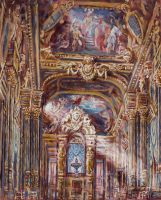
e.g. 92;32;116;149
40;0;158;138
43;94;114;135
49;7;127;56
0;0;161;199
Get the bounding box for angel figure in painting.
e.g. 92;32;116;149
71;22;85;51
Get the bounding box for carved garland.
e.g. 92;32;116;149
58;55;132;82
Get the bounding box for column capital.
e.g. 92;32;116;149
125;91;137;113
23;107;31;119
20;89;32;118
31;90;43;119
126;110;136;120
139;108;148;119
136;92;148;109
32;107;41;119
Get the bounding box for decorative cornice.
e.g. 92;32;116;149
20;89;43;118
27;3;37;89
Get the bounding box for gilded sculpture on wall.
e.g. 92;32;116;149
61;106;96;135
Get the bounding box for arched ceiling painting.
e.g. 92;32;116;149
40;0;157;138
43;94;114;135
49;7;127;56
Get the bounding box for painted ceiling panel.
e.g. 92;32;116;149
50;7;127;56
43;94;114;135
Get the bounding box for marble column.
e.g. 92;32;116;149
20;89;32;191
4;85;11;194
127;111;137;188
139;109;148;187
8;85;16;198
137;92;148;188
86;146;95;200
57;138;66;200
31;90;42;192
23;107;31;190
0;100;4;197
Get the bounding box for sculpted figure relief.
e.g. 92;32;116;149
61;106;96;135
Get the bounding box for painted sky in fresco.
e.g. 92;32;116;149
43;94;114;135
50;7;127;56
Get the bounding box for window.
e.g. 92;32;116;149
67;143;85;174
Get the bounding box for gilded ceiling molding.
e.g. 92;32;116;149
42;72;127;97
27;1;41;90
40;48;134;63
57;56;132;81
75;1;125;9
27;3;36;89
40;58;134;73
128;1;160;90
113;1;160;134
57;56;131;82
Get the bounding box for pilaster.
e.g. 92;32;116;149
137;92;148;187
57;136;66;200
125;91;137;189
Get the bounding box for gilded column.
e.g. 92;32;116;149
86;146;95;200
57;137;66;200
31;90;42;191
125;92;137;189
137;92;148;187
139;109;148;187
84;132;95;200
0;97;4;197
127;111;137;188
20;89;32;190
23;107;31;190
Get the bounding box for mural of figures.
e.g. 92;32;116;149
43;94;114;135
50;7;127;56
1;1;161;200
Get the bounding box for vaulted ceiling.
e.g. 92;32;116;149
37;0;157;136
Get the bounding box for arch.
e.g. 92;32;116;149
42;73;127;97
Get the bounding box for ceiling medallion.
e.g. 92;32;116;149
79;56;96;81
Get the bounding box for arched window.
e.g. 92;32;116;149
67;141;85;174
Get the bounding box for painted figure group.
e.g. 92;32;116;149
51;9;127;55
